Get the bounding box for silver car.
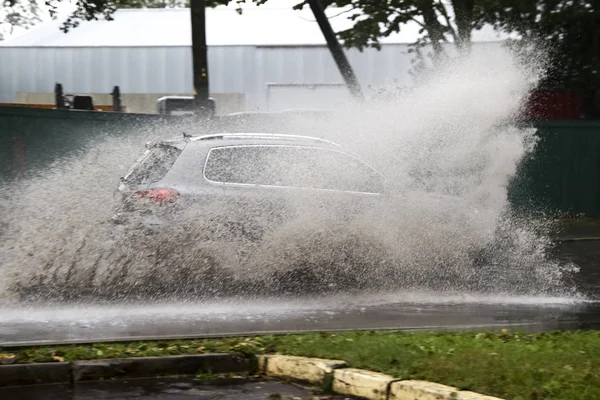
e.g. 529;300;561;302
112;133;495;294
114;133;392;237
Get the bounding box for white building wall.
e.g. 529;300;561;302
0;42;502;111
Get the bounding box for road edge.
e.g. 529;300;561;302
0;353;503;399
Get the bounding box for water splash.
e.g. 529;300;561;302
0;45;580;304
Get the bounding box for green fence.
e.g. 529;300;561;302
0;106;191;181
508;120;600;216
1;106;600;215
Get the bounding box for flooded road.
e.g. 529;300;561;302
2;296;598;347
2;49;592;346
1;239;598;347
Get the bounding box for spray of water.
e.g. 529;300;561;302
0;46;581;304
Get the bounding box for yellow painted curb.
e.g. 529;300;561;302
333;368;399;400
389;380;460;399
389;380;502;400
258;355;504;400
258;354;346;385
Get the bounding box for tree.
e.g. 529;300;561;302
2;0;477;52
0;0;40;40
482;0;600;116
116;0;189;8
292;0;489;63
54;0;232;32
296;0;600;114
486;1;600;89
0;0;241;36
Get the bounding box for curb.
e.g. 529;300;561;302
0;362;71;387
72;353;250;381
0;353;250;387
0;353;503;399
258;354;504;400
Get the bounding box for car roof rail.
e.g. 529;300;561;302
189;133;342;147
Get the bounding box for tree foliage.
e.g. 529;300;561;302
296;0;486;58
0;0;259;34
301;0;600;91
0;0;40;40
49;0;232;32
486;0;600;90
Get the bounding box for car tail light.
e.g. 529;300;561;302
135;188;180;205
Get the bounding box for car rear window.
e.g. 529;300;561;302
124;145;181;185
204;145;385;193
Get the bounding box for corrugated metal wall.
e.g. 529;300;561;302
0;46;195;102
0;42;502;111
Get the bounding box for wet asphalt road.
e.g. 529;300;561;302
0;377;340;400
1;239;600;346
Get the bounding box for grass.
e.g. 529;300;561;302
2;330;600;400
